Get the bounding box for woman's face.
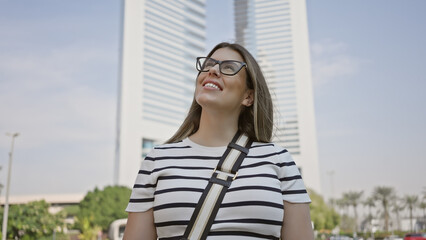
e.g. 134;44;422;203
195;47;253;115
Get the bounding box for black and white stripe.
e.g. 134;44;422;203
127;138;310;239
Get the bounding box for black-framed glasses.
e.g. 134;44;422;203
196;57;247;76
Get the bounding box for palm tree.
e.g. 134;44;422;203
363;196;376;234
419;201;426;230
363;197;375;221
336;195;350;216
422;187;426;230
403;195;419;232
372;186;395;232
391;198;404;231
343;191;364;231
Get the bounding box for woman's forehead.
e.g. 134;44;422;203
211;47;244;62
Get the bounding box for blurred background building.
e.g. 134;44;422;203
116;0;320;194
234;0;321;192
115;0;206;186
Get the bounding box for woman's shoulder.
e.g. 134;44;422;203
249;141;292;162
250;141;287;152
153;139;190;150
143;139;191;159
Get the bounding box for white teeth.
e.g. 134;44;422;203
204;83;220;90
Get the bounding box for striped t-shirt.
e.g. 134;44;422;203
126;137;311;240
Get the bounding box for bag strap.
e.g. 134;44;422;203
181;131;253;240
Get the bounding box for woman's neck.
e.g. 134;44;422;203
190;109;239;147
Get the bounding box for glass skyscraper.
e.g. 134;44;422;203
115;0;206;186
235;0;321;193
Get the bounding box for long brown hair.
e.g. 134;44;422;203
166;42;273;143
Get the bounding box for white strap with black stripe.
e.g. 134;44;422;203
181;131;252;240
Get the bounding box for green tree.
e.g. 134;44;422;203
61;205;80;219
0;200;65;239
420;201;426;222
308;189;340;231
403;195;419;232
391;198;404;231
343;191;363;231
78;217;102;240
363;197;375;221
372;186;395;232
336;194;357;232
76;185;131;232
336;196;350;216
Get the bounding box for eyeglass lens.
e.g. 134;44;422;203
197;57;244;76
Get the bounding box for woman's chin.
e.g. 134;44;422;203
196;96;222;109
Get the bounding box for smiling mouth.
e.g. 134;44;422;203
203;82;222;90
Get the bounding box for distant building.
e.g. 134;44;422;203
115;0;206;186
234;0;321;193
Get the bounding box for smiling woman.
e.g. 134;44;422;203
122;42;314;240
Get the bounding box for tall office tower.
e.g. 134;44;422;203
115;0;206;186
234;0;321;193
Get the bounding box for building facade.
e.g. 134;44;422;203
115;0;206;186
234;0;321;193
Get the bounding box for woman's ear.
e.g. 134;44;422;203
242;89;254;107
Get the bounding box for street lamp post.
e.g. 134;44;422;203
2;132;19;240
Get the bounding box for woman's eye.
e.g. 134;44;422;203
223;63;237;71
204;60;215;68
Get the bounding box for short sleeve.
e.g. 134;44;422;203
125;150;157;212
274;145;311;203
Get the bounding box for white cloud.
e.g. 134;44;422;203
310;39;363;87
0;47;117;149
0;87;115;149
0;45;115;90
0;45;117;194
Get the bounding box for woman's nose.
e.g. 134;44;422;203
208;63;221;77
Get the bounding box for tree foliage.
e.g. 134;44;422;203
372;186;395;232
391;198;404;231
403;195;419;232
420;201;426;220
78;217;102;240
62;205;80;218
363;197;375;219
76;185;131;231
0;200;65;240
308;189;340;230
342;191;363;231
322;185;426;233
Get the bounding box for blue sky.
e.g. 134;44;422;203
0;0;425;201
